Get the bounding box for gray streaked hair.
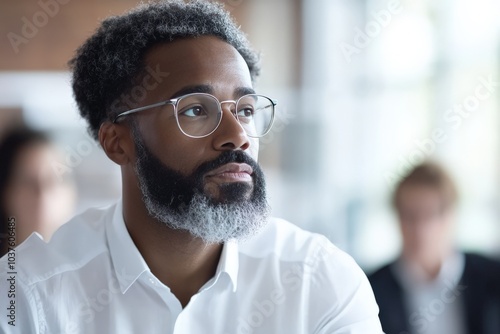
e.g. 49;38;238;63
69;0;260;140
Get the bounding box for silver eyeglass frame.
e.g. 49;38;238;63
112;92;277;139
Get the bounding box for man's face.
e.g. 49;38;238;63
397;185;454;260
128;36;269;242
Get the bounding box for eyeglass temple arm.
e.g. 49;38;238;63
112;100;175;123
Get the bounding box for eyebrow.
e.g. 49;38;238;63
170;85;212;99
169;85;256;100
234;86;256;98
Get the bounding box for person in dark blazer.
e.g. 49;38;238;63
368;161;500;334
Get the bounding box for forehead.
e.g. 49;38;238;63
398;184;444;207
143;36;253;98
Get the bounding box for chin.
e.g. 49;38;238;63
209;182;253;204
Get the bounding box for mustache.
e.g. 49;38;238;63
193;150;260;179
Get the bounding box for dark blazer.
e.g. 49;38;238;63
368;253;500;334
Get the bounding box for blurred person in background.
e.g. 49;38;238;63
368;161;500;334
0;127;76;257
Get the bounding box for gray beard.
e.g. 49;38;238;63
133;126;270;244
137;186;270;244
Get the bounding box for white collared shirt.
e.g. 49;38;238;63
0;201;383;334
393;253;466;334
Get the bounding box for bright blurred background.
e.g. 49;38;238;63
0;0;499;270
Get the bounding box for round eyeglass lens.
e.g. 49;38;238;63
236;95;274;137
176;94;222;137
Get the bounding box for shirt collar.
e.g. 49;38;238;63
393;251;465;289
106;200;240;294
217;238;239;292
106;200;149;294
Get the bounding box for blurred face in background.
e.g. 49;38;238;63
396;184;455;265
3;142;76;244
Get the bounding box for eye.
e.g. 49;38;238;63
179;105;208;118
237;106;255;118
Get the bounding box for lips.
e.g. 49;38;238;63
206;162;253;177
205;163;254;182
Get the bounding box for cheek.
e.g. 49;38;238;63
161;140;214;174
248;138;260;161
137;118;260;174
140;120;202;172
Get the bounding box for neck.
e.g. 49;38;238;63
404;249;451;281
418;257;442;280
122;185;223;308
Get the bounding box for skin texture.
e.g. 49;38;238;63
397;184;455;280
3;143;76;244
99;36;259;307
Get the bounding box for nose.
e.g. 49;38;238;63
212;104;250;151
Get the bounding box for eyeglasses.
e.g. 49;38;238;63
112;93;277;138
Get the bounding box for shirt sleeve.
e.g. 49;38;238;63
0;259;41;334
307;236;384;334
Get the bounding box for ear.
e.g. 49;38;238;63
98;122;134;165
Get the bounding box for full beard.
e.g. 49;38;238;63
133;129;270;244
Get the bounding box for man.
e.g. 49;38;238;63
369;162;500;334
0;1;383;333
0;127;76;257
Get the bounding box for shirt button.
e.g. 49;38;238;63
149;278;156;285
